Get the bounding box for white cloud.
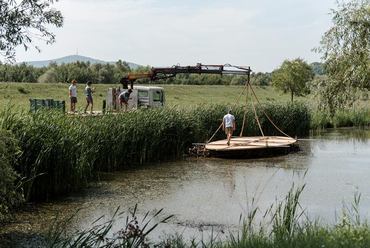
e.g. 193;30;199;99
15;0;335;72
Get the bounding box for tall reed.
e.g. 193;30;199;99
1;103;310;200
310;108;370;129
0;129;23;222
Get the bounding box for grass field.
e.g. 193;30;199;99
0;82;304;111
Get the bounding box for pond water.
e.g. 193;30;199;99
2;128;370;245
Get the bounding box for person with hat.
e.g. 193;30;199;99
222;109;236;146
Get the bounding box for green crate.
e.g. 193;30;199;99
29;99;65;113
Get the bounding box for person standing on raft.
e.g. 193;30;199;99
222;109;236;146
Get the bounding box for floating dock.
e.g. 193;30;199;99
205;136;298;158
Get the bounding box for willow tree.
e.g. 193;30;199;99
0;0;63;62
272;58;314;102
314;0;370;113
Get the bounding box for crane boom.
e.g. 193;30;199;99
120;63;251;89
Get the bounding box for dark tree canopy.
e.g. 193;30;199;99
0;0;63;62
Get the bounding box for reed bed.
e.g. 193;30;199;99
310;108;370;129
191;102;310;141
1;103;310;200
0;129;23;222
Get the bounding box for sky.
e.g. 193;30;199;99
15;0;337;72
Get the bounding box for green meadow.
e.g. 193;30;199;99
0;83;303;111
1;82;368;129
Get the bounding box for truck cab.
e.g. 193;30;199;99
106;86;165;111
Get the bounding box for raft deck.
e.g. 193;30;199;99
205;136;297;158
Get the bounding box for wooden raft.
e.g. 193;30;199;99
205;136;297;158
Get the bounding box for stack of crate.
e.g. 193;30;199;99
29;99;66;113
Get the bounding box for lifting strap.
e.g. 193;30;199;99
206;77;292;144
247;81;291;138
250;83;265;137
239;85;248;137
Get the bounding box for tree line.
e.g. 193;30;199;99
0;60;131;84
0;60;325;86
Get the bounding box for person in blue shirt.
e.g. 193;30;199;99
222;109;236;146
84;81;94;114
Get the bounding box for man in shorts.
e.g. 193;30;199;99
222;109;236;146
119;88;132;111
84;81;94;114
69;79;78;113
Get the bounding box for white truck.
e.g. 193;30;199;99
106;86;165;111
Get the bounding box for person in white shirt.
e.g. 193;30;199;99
222;109;236;146
69;79;77;112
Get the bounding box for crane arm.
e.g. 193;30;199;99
120;63;251;89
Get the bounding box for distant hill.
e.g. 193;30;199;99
23;55;141;69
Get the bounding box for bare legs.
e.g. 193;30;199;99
227;132;232;146
84;98;93;114
84;102;93;114
70;101;76;113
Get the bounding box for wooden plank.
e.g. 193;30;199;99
205;136;297;152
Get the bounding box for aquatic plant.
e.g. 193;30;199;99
47;205;173;248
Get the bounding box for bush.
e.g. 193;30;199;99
17;86;30;94
333;109;370;128
310;111;333;129
38;68;58;83
310;108;370;129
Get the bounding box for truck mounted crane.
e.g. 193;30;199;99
120;63;251;89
